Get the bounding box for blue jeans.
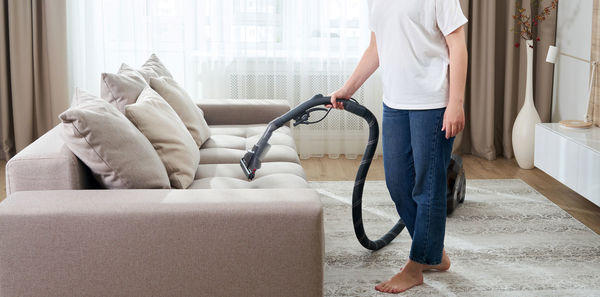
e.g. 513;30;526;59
382;103;454;265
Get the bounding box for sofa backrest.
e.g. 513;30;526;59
5;125;97;196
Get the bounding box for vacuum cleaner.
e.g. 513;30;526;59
240;94;466;251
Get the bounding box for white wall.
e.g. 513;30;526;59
552;0;594;122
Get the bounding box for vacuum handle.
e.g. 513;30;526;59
278;94;367;123
318;95;369;118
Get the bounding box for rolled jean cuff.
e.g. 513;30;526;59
409;254;442;266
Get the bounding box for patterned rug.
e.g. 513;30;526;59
310;179;600;297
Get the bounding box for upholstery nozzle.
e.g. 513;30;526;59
240;151;257;180
240;143;271;180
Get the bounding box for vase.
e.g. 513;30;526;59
512;39;542;169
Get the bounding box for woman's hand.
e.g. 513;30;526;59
442;101;465;139
327;86;354;110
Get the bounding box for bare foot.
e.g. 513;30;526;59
375;260;424;294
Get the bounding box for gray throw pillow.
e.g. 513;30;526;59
100;63;147;114
150;76;211;147
59;88;171;189
125;87;200;189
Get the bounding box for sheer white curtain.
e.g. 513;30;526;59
67;0;383;158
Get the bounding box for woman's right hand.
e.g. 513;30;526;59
326;86;354;110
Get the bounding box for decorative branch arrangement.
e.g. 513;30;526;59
513;0;559;48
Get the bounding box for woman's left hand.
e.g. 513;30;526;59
442;102;465;139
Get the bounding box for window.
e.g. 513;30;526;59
67;0;382;158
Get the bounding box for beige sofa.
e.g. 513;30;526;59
1;99;324;297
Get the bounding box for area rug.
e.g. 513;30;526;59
310;179;600;297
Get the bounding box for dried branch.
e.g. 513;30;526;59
512;0;558;47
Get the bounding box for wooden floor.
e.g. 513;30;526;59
1;156;599;234
300;154;600;235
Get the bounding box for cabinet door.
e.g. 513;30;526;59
576;146;600;206
534;125;580;193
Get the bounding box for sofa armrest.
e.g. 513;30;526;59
5;125;95;196
0;188;323;297
198;99;291;125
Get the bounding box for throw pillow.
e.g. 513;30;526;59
149;76;211;147
137;54;174;83
59;88;171;189
100;63;147;114
125;87;200;189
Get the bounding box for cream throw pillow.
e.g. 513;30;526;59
137;54;174;83
59;88;171;189
150;76;211;147
125;87;200;189
101;63;147;114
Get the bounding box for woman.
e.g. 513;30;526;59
328;0;468;293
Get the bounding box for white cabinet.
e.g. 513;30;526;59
534;123;600;206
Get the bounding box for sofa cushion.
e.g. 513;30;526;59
125;87;200;189
59;88;170;189
194;124;306;189
201;134;296;151
199;146;299;165
189;174;308;189
192;163;307;189
194;162;306;181
200;124;298;164
101;64;147;114
150;76;211;147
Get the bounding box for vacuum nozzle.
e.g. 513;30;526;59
240;151;257;180
240;143;271;180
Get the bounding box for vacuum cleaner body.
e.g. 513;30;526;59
241;94;465;250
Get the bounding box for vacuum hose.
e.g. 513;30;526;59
241;94;405;251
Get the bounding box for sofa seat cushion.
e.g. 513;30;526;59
193;124;306;189
201;134;296;151
195;162;306;181
199;146;299;165
189;174;308;189
200;124;299;165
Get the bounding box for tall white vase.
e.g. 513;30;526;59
512;39;542;169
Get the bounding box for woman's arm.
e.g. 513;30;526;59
328;32;380;109
443;26;468;139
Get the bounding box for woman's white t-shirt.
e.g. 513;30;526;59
368;0;467;110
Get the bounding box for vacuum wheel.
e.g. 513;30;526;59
454;168;466;204
446;155;466;215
